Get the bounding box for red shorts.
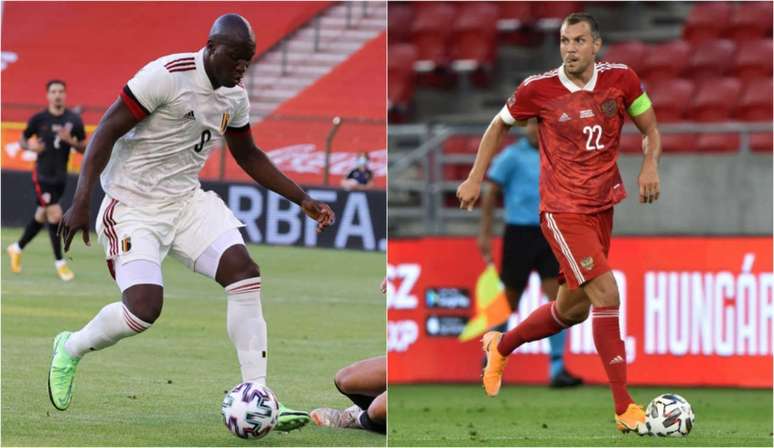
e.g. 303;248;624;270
539;208;614;289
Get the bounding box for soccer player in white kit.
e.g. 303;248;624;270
49;14;334;432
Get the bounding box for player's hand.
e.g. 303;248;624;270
301;198;335;233
638;160;660;204
58;201;91;252
456;178;481;211
57;128;74;145
477;234;493;264
27;136;45;152
379;278;387;295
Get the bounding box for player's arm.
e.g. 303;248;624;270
456;115;513;211
629;100;661;204
477;180;500;263
224;128;334;232
19;116;45;152
60;99;140;250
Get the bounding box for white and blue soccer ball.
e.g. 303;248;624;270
221;382;279;439
645;393;695;437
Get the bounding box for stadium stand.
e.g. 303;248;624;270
2;1;385;189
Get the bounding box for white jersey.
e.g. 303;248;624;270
101;48;250;206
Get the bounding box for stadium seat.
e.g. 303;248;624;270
410;2;457;72
695;133;740;153
641;40;691;83
688;77;742;121
734;39;773;82
736;77;773;121
660;133;698;153
532;2;584;31
388;43;418;121
388;3;414;45
449;3;499;74
601;41;647;74
689;39;736;81
497;2;533;32
443;135;481;154
647;79;695;122
683;2;733;44
750;133;773;153
727;1;773;42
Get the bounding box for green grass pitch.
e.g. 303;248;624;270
389;384;772;446
1;227;385;446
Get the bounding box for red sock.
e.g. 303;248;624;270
592;306;634;415
497;302;568;357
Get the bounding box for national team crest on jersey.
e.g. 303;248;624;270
602;99;617;117
121;236;132;253
220;112;230;133
580;256;594;271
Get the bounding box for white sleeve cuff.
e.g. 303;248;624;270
498;105;516;125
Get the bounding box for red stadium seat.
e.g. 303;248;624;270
443;135;481;154
497;2;533;31
695;133;740;153
648;79;695;122
736;77;773;121
750;133;773;153
727;1;773;42
734;39;773;82
388;44;418;118
641;40;691;84
683;2;733;44
601;41;647;75
388;3;414;45
688;77;742;122
661;134;698;153
449;3;499;72
689;39;736;81
411;2;457;71
532;2;583;31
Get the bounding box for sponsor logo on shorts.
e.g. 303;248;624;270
602;99;617;117
121;236;132;253
580;256;594;271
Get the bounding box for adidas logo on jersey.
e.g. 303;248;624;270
609;355;624;365
559;113;571;122
183;110;196;121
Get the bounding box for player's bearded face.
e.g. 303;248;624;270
47;84;66;108
559;22;600;75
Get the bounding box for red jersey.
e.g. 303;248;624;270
500;62;645;214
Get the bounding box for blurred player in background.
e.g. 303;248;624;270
340;152;374;190
310;280;386;433
7;80;86;281
457;13;661;434
478;118;582;388
49;14;334;432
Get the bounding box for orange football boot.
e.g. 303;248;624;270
481;331;508;397
615;403;648;435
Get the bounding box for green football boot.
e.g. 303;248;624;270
48;331;80;411
274;403;311;432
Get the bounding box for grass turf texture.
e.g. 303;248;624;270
389;384;773;446
1;227;385;446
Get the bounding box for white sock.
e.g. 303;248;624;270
64;302;151;358
9;242;21;252
226;277;267;385
55;259;67;269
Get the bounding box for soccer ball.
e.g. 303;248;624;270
221;382;279;439
645;393;695;437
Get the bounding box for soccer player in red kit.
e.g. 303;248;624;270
457;13;661;434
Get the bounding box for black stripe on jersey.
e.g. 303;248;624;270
164;57;194;68
226;123;251;135
122;85;151;116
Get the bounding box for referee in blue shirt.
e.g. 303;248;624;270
478;119;582;388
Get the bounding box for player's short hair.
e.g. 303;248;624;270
562;12;601;41
46;79;66;91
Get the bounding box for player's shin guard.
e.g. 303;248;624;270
497;302;569;356
64;302;151;358
592;306;634;415
226;277;267;385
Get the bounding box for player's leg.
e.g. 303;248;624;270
48;197;166;411
7;202;46;273
44;202;73;281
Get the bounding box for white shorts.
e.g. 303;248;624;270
96;188;244;271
